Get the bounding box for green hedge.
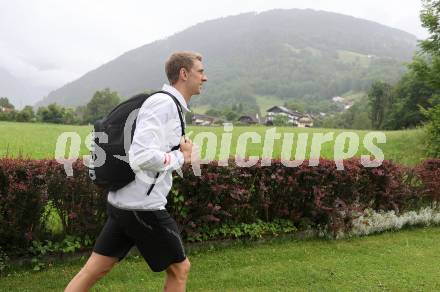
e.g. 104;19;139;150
0;158;439;259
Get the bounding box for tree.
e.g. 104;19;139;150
237;103;243;113
383;63;436;129
62;108;80;124
284;100;305;113
16;106;35;122
185;112;194;125
36;104;81;124
37;104;65;123
368;81;391;129
225;110;238;122
83;88;121;123
272;115;290;126
419;0;440;156
363;1;439;131
0;97;14;109
0;110;16;121
75;105;87;124
36;107;48;122
421;104;440;157
420;0;440;56
314;97;373;130
205;109;222;117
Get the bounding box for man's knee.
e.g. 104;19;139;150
167;258;191;281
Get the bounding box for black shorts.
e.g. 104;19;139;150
93;202;186;272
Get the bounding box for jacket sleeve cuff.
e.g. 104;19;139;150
171;150;185;169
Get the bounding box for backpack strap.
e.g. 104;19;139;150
156;90;186;137
145;90;186;196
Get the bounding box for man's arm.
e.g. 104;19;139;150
128;94;186;172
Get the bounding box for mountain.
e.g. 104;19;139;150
36;9;417;114
0;67;51;109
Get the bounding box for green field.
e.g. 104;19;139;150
0;121;427;166
2;227;440;291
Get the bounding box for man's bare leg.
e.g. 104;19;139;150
164;258;191;292
65;252;118;292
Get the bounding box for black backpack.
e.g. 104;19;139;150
88;90;185;192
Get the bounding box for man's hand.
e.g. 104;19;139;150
180;136;193;164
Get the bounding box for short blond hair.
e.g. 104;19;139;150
165;51;202;85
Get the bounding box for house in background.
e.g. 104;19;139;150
297;116;314;128
238;113;260;125
191;114;216;126
266;106;313;127
344;102;354;110
332;96;353;111
0;106;14;113
332;96;344;103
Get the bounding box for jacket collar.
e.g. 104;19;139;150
161;84;190;112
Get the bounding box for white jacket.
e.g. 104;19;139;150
108;84;189;210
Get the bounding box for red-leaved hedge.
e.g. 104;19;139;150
0;158;439;256
0;159;106;256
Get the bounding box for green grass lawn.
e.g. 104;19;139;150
0;122;93;159
0;121;427;165
2;227;440;291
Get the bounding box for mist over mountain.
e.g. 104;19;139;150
36;9;417;113
0;67;51;109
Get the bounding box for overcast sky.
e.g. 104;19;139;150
0;0;428;90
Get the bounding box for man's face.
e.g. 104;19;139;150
186;60;208;95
